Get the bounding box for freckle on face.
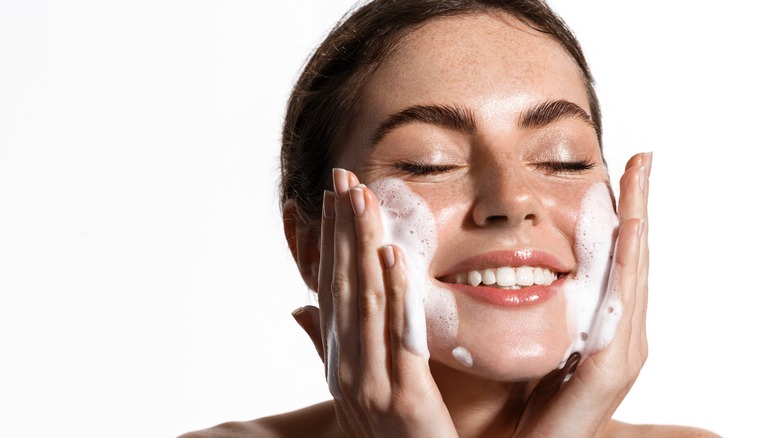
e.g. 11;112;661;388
336;13;608;379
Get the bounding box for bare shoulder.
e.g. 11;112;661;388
178;400;340;438
606;420;722;438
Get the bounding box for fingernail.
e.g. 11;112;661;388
322;190;335;220
561;352;581;385
381;245;395;268
332;168;349;196
291;307;305;321
638;166;647;194
349;187;365;216
645;151;653;176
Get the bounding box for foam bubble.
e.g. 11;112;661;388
369;178;458;357
561;183;620;362
451;346;474;368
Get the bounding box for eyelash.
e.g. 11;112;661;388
532;161;595;173
396;160;594;175
394;162;458;175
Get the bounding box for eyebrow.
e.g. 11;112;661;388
520;99;598;136
370;104;477;147
369;99;597;147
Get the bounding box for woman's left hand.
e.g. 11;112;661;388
516;151;652;437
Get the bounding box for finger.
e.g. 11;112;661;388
522;352;581;420
382;245;458;436
610;218;644;344
350;185;391;385
331;168;360;389
330;170;372;435
292;305;324;362
318;190;341;396
620;153;651;347
616;153;651;347
634;153;652;352
383;245;430;387
618;156;648;222
634;217;649;359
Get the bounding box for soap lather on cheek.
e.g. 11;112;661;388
561;183;621;364
368;178;457;359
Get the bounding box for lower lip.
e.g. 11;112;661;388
446;282;559;307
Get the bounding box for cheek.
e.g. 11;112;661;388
539;181;604;245
561;182;620;358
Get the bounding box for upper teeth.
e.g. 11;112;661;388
452;267;558;289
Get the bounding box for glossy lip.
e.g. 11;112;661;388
442;281;561;307
435;249;571;307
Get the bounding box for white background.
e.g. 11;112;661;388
1;1;777;436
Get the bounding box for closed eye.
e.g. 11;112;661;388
394;161;458;175
531;161;595;174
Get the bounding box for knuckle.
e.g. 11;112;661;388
359;289;382;316
386;279;405;303
330;272;351;299
355;227;377;247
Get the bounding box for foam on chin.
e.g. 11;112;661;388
369;178;458;359
561;183;621;364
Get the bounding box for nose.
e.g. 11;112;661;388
471;162;545;228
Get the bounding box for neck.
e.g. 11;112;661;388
430;361;536;438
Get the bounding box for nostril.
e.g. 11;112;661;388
484;215;509;224
481;212;538;227
472;189;543;227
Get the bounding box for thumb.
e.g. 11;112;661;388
518;352;581;432
292;305;324;362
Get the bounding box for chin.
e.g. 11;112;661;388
438;336;571;382
423;283;574;381
426;301;572;381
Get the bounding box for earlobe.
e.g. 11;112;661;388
282;200;320;292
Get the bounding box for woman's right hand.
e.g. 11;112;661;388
294;168;458;437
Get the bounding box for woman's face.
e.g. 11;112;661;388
333;13;610;380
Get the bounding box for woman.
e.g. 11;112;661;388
184;0;718;436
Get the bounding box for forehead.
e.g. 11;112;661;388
384;13;582;95
343;12;590;152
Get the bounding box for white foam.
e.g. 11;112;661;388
451;346;474;367
326;325;341;398
561;183;621;363
369;178;458;358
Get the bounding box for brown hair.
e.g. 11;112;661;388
280;0;601;224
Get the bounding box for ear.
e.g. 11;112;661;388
283;199;320;292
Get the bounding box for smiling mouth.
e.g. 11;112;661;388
439;266;560;290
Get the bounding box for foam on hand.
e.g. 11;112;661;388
561;183;621;363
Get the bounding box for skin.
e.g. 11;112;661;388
180;12;720;438
347;11;601;380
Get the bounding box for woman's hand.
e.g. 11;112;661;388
294;168;458;437
293;150;651;437
516;151;652;437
